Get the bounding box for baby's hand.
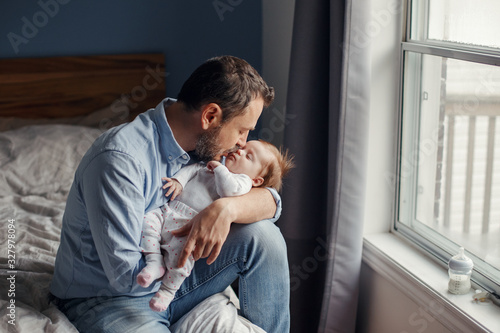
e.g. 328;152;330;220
207;161;223;172
161;177;183;200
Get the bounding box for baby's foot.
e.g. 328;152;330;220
136;266;166;288
149;291;175;312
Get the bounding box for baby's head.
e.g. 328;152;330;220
225;140;294;191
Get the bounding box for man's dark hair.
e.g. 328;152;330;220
177;56;274;123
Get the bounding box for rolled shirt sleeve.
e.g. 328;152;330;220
265;186;282;223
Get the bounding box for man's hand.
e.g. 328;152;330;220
171;198;234;267
162;177;183;200
171;187;277;267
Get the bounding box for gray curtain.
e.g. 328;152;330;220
278;0;370;332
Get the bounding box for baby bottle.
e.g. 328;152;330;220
448;247;473;295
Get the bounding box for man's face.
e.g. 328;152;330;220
195;97;264;162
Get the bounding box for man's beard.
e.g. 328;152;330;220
195;125;224;162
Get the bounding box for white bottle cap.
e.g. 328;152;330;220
448;247;473;273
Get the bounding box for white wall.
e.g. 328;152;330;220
357;263;453;333
362;0;403;235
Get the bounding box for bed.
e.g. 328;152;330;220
0;54;265;333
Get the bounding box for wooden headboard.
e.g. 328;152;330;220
0;53;165;119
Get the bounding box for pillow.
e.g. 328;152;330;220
0;124;102;198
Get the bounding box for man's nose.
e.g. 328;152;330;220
236;133;248;148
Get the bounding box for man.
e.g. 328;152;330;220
50;56;290;332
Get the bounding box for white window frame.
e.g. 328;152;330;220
393;0;500;297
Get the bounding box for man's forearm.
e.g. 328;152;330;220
173;187;278;266
219;187;277;224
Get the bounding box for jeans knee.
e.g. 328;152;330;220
237;220;288;268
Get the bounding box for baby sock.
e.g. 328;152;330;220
137;253;165;288
149;287;175;312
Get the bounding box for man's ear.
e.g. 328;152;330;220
200;103;223;130
252;176;264;187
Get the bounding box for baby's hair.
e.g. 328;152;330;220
258;140;295;192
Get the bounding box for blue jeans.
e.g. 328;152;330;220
55;220;290;333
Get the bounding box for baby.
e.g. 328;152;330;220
137;140;294;312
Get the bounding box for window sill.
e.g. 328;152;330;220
362;233;500;333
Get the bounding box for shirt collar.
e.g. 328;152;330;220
152;98;190;165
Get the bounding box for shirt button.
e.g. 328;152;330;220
182;155;188;160
168;156;173;160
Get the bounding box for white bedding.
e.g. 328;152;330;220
0;124;265;333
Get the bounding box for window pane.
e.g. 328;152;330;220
411;0;500;49
400;51;500;273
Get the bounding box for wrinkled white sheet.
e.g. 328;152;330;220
170;288;265;333
0;125;265;332
0;125;102;332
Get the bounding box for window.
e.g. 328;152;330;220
396;0;500;294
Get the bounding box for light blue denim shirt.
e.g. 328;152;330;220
50;98;282;299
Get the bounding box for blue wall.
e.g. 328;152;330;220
0;0;262;96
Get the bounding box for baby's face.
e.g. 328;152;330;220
225;140;273;180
